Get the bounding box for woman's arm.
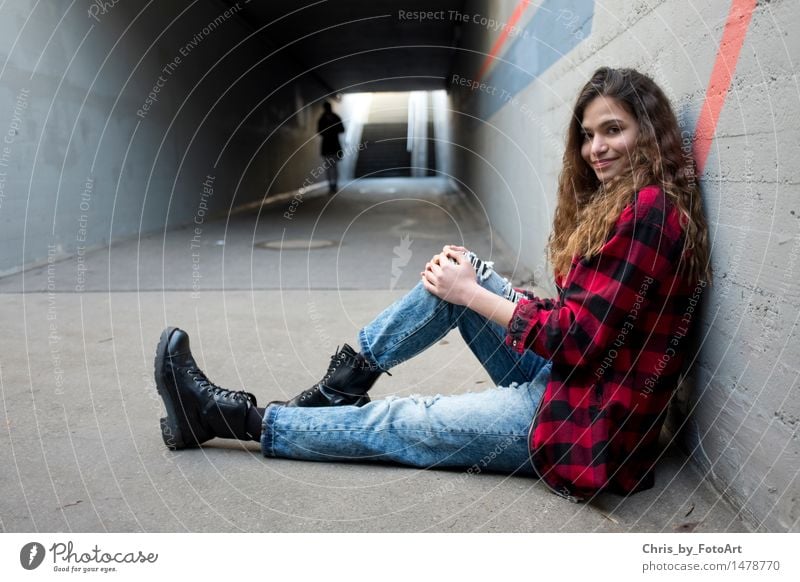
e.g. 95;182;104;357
423;193;686;368
421;247;516;327
506;212;684;366
463;285;517;328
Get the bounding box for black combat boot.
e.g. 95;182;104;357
155;327;258;450
283;343;384;407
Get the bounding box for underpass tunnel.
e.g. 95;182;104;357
1;0;799;533
0;0;482;288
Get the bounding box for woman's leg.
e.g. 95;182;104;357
324;156;338;191
260;253;553;473
261;366;550;474
279;253;548;408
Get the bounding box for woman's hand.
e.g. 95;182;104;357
442;244;468;254
421;247;478;306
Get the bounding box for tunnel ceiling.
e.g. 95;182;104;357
223;0;466;93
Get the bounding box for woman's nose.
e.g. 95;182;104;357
591;136;608;155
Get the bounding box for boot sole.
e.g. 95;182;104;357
154;327;196;450
286;394;371;407
346;395;370;407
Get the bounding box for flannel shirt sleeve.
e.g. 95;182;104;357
505;209;682;367
513;287;557;310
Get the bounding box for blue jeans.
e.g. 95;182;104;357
260;253;552;475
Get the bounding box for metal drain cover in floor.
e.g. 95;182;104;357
255;239;336;250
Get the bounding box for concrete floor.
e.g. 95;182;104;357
0;177;750;532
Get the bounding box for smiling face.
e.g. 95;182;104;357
580;95;640;182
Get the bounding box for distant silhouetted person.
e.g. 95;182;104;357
317;101;345;194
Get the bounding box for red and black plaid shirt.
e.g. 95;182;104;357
506;185;704;501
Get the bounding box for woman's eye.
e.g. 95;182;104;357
608;126;620;134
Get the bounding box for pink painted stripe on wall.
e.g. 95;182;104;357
693;0;758;174
474;0;536;83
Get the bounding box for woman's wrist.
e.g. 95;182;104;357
464;284;517;329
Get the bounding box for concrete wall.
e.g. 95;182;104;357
0;0;331;276
449;0;800;531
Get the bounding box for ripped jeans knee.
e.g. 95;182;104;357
463;251;523;304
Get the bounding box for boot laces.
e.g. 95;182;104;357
187;366;257;406
322;346;350;383
298;346;353;402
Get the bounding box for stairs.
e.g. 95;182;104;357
355;122;411;178
354;121;437;178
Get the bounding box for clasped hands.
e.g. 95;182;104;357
420;244;481;307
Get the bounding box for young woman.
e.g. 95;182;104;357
155;67;712;501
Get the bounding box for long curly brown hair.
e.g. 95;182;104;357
548;67;712;285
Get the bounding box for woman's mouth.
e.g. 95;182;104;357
593;158;617;169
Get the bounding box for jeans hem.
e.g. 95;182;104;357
358;327;382;373
260;403;282;457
